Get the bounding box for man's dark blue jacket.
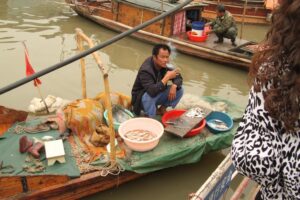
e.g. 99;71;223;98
131;57;182;115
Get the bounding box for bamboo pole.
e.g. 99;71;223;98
36;84;50;114
23;41;50;114
0;0;204;95
191;154;233;200
250;184;261;200
76;31;87;99
75;28;116;164
103;75;116;164
75;28;107;74
230;177;250;200
240;0;248;39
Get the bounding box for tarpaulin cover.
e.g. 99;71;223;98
0;119;80;177
118;96;244;173
0;96;243;176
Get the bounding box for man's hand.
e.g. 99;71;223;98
161;69;180;85
166;69;179;79
205;22;212;27
168;84;177;101
206;29;213;34
204;23;213;34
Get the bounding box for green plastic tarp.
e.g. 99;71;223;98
0;119;80;177
0;96;244;176
118;96;244;173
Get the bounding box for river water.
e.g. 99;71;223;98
0;0;268;199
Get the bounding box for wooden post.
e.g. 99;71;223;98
103;75;116;164
75;28;106;73
75;28;116;165
112;1;119;21
76;29;87;99
36;84;50;114
240;0;248;39
160;0;165;35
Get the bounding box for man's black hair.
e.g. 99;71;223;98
216;4;226;13
152;44;171;56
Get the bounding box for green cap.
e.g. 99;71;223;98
216;4;226;12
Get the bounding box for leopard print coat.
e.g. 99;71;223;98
231;84;300;199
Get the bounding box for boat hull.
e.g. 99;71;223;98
1;172;143;200
202;1;271;24
70;3;250;70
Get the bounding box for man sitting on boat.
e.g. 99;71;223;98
131;44;183;118
206;4;238;46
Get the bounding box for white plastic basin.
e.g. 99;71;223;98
118;117;164;152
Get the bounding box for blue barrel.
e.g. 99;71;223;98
192;21;205;30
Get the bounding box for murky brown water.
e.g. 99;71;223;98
0;0;269;199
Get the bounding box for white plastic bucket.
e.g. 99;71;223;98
191;29;203;36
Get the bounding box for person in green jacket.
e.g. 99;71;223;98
206;4;238;46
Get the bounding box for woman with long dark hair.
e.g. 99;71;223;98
231;0;300;199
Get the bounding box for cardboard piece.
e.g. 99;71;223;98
164;107;212;138
44;139;66;166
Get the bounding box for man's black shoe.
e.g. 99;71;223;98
231;38;237;46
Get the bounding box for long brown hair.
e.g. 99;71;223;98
250;0;300;131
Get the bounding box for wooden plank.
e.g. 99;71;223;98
162;16;172;37
164;115;202;137
0;175;70;199
191;154;236;200
164;107;211;138
0;177;23;198
202;10;269;24
112;1;119;21
0;106;28;135
91;7;114;20
118;4;143;27
1;171;143;199
0;106;28;124
0;124;12;136
15;171;144;200
26;175;70;191
141;9;162;35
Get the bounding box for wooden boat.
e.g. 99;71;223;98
1;170;143;200
0;106;144;200
65;0;255;70
201;0;273;24
0;94;243;199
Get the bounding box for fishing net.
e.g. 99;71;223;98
63;98;104;141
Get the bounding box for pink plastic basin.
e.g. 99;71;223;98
118;118;164;152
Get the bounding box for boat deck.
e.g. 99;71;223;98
173;32;249;55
